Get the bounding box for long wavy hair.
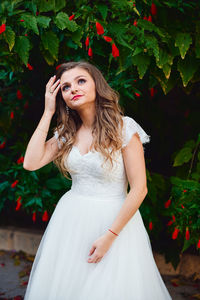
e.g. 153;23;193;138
52;60;125;180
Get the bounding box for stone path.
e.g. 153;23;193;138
0;249;199;299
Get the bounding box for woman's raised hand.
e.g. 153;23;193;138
44;75;61;116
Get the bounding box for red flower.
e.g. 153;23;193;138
11;180;19;188
0;96;2;102
27;63;33;70
20;19;25;22
164;199;171;208
150;87;156;97
42;210;49;222
36;11;39;16
112;43;119;58
183;189;187;193
17;156;24;164
149;221;153;230
85;36;89;47
172;215;176;222
0;24;6;34
96;22;104;35
56;64;61;70
172;227;180;240
32;212;36;222
148;15;152;22
88;47;93;57
25;33;28;36
185;227;190;240
16;196;22;211
103;36;112;42
69;14;75;21
197;239;200;249
135;92;140;97
24;101;29;109
143;16;148;20
10;111;14;119
181;204;185;209
0;141;5;149
151;3;157;16
133;20;137;26
167;220;173;226
17;90;23;99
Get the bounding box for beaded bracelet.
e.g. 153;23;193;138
108;229;119;236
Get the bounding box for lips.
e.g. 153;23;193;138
72;95;83;100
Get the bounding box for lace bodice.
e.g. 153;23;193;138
54;116;150;200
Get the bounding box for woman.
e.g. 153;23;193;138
23;61;172;299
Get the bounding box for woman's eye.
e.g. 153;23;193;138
62;79;86;91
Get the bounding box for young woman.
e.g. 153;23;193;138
23;61;172;299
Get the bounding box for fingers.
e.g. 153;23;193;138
88;255;102;263
46;75;56;88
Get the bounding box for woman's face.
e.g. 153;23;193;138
60;67;96;111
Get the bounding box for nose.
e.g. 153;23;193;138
71;84;78;94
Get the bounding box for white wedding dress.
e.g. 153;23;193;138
24;116;172;300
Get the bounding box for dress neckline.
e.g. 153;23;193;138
72;145;95;157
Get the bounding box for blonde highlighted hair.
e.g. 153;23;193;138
52;60;125;179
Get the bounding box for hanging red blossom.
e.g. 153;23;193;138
96;22;104;35
15;196;22;211
17;156;24;164
32;212;36;222
11;180;19;188
112;43;119;58
42;210;49;222
85;36;89;47
181;204;185;209
151;3;157;16
148;15;152;22
183;189;187;193
135;92;141;97
36;11;39;16
0;96;2;102
185;227;190;240
17;90;23;99
164;199;171;208
0;141;5;149
25;33;28;36
103;36;112;42
149;221;153;230
197;239;200;249
0;24;6;34
27;63;33;70
88;47;93;57
24;101;29;109
56;64;61;70
150;87;156;97
10;111;14;119
167;220;173;226
172;215;176;222
69;14;75;21
133;20;137;26
143;16;148;20
20;19;25;22
172;227;180;240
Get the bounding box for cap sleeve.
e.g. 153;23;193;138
53;125;66;149
122;116;150;148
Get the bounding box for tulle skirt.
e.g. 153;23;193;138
24;190;172;300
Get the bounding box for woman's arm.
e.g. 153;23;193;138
23;75;61;171
105;132;148;240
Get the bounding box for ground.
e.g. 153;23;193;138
0;250;199;300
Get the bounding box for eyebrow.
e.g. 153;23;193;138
61;75;87;87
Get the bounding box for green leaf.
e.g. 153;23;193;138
71;27;83;48
24;197;42;208
132;53;151;79
54;12;78;32
55;0;66;12
177;55;199;87
36;0;55;13
36;16;51;28
162;63;171;80
151;66;177;95
4;27;15;51
132;47;143;57
144;34;159;61
14;36;30;65
0;181;9;193
45;178;64;190
41;31;59;60
173;147;193;167
170;176;200;190
175;32;192;59
137;19;168;40
19;14;39;35
96;4;108;20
